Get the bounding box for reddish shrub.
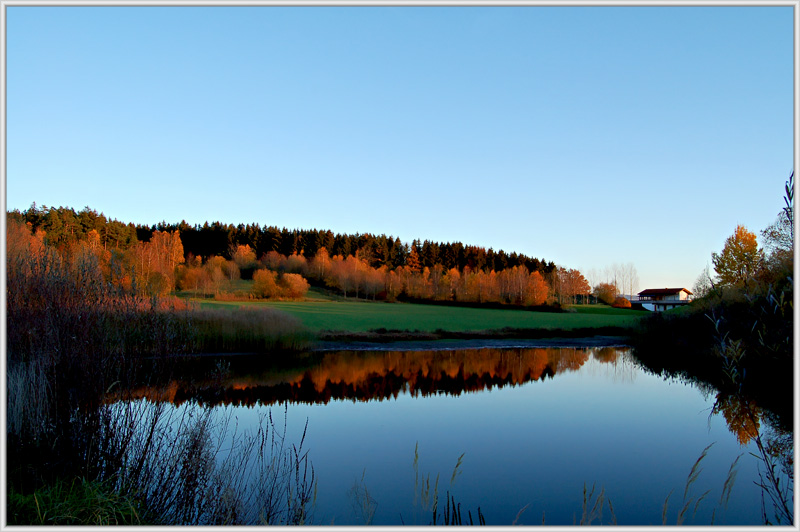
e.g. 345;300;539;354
612;296;631;308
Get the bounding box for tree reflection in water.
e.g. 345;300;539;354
115;344;792;525
125;347;634;407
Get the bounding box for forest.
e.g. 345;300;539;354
7;204;611;308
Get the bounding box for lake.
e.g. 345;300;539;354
127;344;791;525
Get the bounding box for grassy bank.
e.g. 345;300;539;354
191;297;647;334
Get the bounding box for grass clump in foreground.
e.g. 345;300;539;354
7;478;144;526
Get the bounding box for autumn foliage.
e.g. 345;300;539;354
129;347;625;408
7;205;603;308
612;297;631;309
593;283;617;305
711;224;764;289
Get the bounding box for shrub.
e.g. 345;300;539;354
594;283;616;305
215;290;253;301
252;269;280;298
612;297;631;308
279;273;310;299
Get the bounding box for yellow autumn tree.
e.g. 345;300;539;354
252;269;281;298
712;225;764;288
230;244;257;270
309;247;331;281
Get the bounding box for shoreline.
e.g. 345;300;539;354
312;335;631;352
164;334;632;358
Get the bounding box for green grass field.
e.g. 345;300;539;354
191;296;648;333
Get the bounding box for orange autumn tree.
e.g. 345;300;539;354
593;282;617;305
133;230;184;295
553;267;591;305
309;247;331;281
279;273;310;299
525;271;549;306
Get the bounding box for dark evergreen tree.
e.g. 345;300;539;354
332;233;352;257
420;240;436;269
41;208;65;246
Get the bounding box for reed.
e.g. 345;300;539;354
184;306;315;353
103;403;316;525
348;470;377;525
656;442;747;526
710;306;794;525
578;483;616;525
408;443;484;526
432;490;486;526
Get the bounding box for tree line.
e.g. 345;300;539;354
8;204;555;274
8;204;626;307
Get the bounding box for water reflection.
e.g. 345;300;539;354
127;346;634;408
123;346;791;461
112;345;792;525
122;346;788;457
713;393;762;445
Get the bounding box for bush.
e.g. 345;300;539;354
612;297;631;308
252;269;280;298
252;270;310;299
279;273;310;299
593;283;616;305
215;290;253;301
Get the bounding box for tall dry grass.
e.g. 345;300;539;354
101;402;316;525
7;220;194;485
184;306;314;353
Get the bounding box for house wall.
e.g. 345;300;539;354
646;292;689;301
638;289;692;306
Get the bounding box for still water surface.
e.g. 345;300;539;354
133;345;789;525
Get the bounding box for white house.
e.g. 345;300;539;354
635;288;693;312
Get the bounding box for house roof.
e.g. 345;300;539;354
637;288;693;296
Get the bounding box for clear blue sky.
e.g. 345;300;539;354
6;5;795;291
